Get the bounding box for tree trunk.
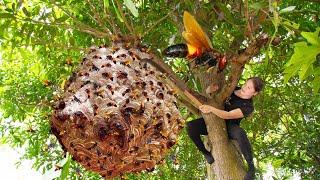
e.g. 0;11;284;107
204;113;246;179
193;69;247;179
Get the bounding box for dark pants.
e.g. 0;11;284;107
186;118;254;171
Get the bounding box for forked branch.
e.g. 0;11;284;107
218;33;269;102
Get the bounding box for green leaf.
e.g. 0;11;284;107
313;76;320;93
284;65;299;83
111;0;124;22
301;28;320;46
282;20;300;30
0;13;14;18
17;0;23;10
12;3;16;12
69;37;75;46
272;159;283;168
272;11;280;28
314;67;320;76
30;62;43;76
249;2;267;10
33;6;40;15
124;0;139;17
285;42;307;67
287;42;320;67
268;47;274;59
104;0;110;9
299;63;312;80
217;3;237;25
284;29;320;85
22;7;30;17
55;16;69;23
279;6;296;14
60;154;71;180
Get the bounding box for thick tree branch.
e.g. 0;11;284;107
176;97;201;117
158;73;201;116
218;34;269;102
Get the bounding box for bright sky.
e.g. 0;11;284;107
0;144;59;180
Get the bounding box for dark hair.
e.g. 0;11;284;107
249;77;264;92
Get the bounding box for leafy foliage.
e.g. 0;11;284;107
284;28;320;93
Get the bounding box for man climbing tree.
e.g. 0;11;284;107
187;77;264;180
161;10;269;179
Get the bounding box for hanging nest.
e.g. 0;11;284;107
50;40;184;178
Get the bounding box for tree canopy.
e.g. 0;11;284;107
0;0;319;179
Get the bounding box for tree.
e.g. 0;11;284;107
0;0;319;179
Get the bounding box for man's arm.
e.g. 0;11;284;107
199;105;244;120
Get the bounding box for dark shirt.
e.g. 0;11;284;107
224;87;254;126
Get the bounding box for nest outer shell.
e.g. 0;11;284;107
50;43;184;178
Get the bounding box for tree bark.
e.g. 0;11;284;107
204;114;246;180
194;68;247;179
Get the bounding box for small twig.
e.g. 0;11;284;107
212;6;240;28
85;0;113;36
244;0;254;40
50;0;111;38
100;0;118;34
114;0;134;35
142;7;177;38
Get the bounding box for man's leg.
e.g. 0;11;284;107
227;124;255;180
186;118;214;164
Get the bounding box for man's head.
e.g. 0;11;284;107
241;77;264;97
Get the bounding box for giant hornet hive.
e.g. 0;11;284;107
50;40;184;178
